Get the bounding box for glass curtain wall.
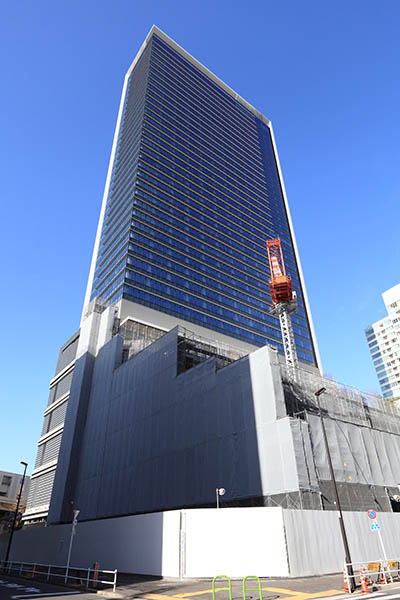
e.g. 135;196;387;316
90;33;316;366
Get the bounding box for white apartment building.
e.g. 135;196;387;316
366;283;400;399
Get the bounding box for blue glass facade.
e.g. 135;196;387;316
89;31;317;365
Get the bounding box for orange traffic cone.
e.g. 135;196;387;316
360;565;371;594
378;563;388;584
343;567;350;593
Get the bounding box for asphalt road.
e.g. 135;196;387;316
0;575;93;600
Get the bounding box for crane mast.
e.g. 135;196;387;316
266;238;298;377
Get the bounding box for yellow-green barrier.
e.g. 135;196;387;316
212;575;232;600
243;575;262;600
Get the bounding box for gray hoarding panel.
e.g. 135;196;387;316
284;509;400;576
58;329;261;518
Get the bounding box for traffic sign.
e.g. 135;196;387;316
371;521;381;531
368;509;377;519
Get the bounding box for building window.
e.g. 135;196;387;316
0;475;12;497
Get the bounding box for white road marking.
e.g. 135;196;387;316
320;593;400;600
11;593;81;599
0;580;42;594
310;595;383;600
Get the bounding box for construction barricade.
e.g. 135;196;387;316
344;560;400;592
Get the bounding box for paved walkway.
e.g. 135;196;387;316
111;573;346;600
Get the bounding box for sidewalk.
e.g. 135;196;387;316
108;573;347;600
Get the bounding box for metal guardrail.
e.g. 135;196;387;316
0;560;117;592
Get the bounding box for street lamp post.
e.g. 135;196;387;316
216;487;225;509
315;387;355;591
65;509;80;583
4;461;28;563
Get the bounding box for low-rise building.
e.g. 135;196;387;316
0;470;30;534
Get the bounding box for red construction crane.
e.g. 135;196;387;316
266;238;298;375
266;239;293;306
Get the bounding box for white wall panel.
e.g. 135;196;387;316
184;507;289;577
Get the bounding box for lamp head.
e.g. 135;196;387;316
315;387;326;397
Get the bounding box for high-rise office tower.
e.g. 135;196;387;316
24;26;320;524
365;283;400;399
84;26;319;366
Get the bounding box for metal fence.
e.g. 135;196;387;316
0;560;117;592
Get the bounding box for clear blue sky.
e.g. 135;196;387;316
1;0;399;474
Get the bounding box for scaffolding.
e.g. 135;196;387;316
177;326;247;375
281;365;400;512
119;318;166;361
82;296;111;320
118;319;248;372
281;364;400;437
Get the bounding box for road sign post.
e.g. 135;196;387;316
368;511;389;571
377;528;389;564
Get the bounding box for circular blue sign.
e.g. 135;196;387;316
368;509;377;519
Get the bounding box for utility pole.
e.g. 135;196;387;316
315;388;355;591
4;461;28;563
